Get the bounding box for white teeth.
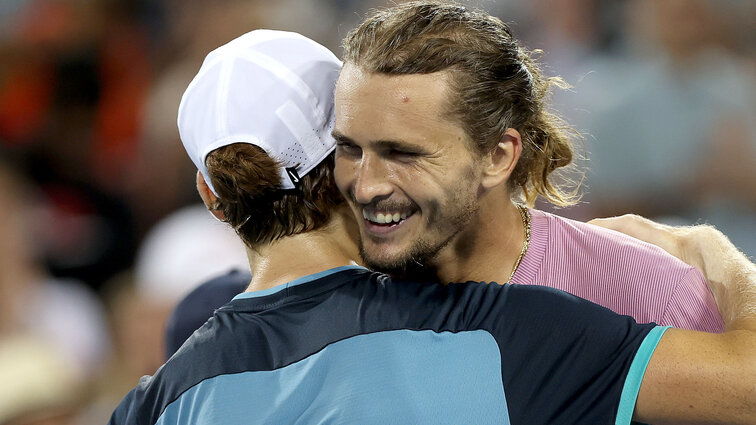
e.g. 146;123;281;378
363;210;409;224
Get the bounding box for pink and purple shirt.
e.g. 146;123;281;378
510;209;724;332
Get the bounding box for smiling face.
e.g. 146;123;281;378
333;64;488;274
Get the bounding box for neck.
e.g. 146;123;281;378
244;204;362;292
431;191;526;285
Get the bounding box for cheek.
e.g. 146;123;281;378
419;161;481;204
333;155;355;195
398;167;449;214
402;159;462;194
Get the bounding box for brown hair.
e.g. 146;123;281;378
342;1;582;206
205;143;344;247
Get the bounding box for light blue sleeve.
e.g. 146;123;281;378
615;325;671;425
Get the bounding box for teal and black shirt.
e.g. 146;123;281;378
110;266;667;425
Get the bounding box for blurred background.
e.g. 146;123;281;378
0;0;753;423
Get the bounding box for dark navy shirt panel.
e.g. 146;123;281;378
492;283;653;424
164;269;250;359
110;268;655;425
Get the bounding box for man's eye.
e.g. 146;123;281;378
390;149;418;158
336;143;361;156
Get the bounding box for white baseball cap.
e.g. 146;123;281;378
178;29;342;195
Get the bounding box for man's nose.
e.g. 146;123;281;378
353;155;392;204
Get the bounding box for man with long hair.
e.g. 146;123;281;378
332;1;722;333
108;28;756;425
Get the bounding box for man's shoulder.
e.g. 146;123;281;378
533;209;694;272
528;209;724;331
110;313;251;425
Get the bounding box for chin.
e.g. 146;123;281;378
360;247;407;273
361;245;434;279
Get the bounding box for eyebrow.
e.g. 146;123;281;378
331;130;352;144
331;130;430;154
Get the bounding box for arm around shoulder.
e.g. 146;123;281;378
589;214;756;329
591;215;756;423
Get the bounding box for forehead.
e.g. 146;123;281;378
334;64;466;146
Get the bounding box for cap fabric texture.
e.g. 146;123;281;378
178;29;342;195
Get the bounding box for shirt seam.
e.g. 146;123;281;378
660;266;697;326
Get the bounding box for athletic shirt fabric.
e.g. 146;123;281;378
110;266;667;425
511;209;724;332
163;269;250;359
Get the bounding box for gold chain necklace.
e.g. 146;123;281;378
507;204;531;283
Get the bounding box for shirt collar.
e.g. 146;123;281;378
232;265;368;300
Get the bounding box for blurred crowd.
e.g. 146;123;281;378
0;0;753;423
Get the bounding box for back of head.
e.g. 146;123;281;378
343;1;580;206
178;30;344;247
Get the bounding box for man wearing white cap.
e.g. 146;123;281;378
109;30;756;425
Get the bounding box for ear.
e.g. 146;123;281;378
481;128;522;189
196;171;225;221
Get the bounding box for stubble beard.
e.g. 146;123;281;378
359;193;479;279
359;237;438;278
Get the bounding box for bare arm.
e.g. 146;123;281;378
590;215;756;423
